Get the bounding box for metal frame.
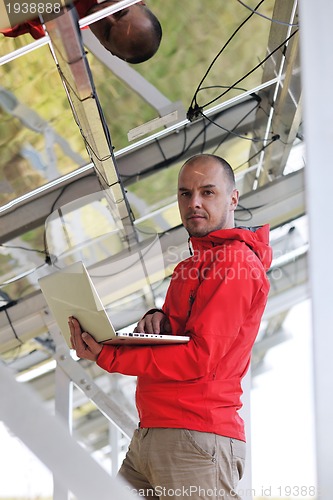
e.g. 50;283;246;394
0;361;132;500
299;1;333;497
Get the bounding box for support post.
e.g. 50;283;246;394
54;335;73;500
299;2;333;498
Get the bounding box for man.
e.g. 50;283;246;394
70;154;272;499
1;1;162;64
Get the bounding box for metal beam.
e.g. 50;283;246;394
0;164;99;244
0;362;132;500
299;1;333;497
44;5;133;241
245;0;301;189
51;332;137;439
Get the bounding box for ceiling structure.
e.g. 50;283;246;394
0;0;306;486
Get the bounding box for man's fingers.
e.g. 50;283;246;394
144;316;154;334
68;316;82;350
162;317;172;333
82;332;102;356
151;315;162;334
68;317;102;361
135;318;148;333
134;312;169;335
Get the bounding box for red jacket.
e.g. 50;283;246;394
0;0;96;39
97;225;272;441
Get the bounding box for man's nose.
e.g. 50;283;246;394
188;193;202;209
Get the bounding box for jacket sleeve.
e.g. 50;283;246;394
1;21;45;39
97;257;265;381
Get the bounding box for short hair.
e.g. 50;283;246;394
126;7;162;64
182;154;236;189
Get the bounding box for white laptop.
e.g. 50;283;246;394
38;261;190;348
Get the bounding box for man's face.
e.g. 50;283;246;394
177;158;239;237
88;1;150;61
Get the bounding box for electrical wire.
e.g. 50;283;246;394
235;204;253;222
233;134;280;172
235;202;268;222
211;98;262;154
55;63;120;190
121;97;262;184
236;0;299;27
197;105;268;142
187;0;299;124
0;243;48;258
120;120;210;183
59;89;114;186
188;0;266;120
136;96;275;182
197;85;248;95
41;172;100;263
195;29;298;112
4;309;24;345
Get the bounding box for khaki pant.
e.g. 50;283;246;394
119;428;246;499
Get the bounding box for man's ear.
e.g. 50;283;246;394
230;189;239;211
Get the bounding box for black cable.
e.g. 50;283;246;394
235;204;253;222
0;243;48;258
188;0;266;121
236;0;299;27
42;184;68;264
55;58;118;189
233;134;280;172
197;29;299;112
121;98;264;185
56;65;94;104
41;172;102;263
56;74;114;186
120;119;213;183
200;116;207;154
235;202;268;222
211;97;261;154
198;105;268;143
154;137;168;162
198;85;248;95
4;309;23;345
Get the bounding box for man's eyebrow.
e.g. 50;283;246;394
178;184;217;191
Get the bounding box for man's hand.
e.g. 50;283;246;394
68;316;103;361
134;311;171;334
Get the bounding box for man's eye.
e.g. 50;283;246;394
204;190;214;195
181;192;190;197
114;8;128;19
